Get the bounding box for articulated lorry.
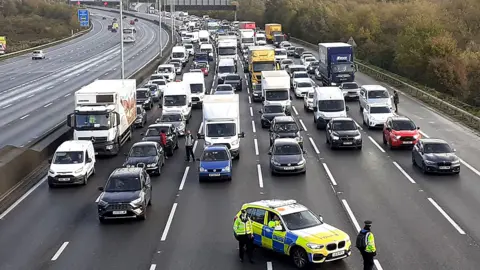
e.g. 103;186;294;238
265;23;282;43
246;46;276;89
67;80;137;156
199;94;245;159
316;42;356;86
261;70;292;115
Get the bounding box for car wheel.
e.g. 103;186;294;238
357;145;362;150
82;175;88;185
291;247;309;269
382;134;387;144
412;155;416;166
138;206;147;220
99;217;106;224
148;191;152;205
421;162;427;174
48;182;56;188
236;152;240;160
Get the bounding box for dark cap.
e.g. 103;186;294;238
364;220;372;226
241;209;246;214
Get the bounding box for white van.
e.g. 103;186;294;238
184;43;194;56
182;72;206;108
200;43;214;61
163;81;192;122
47;140;96;188
217;58;236;84
312;87;349;129
171;46;188;66
198;30;210;44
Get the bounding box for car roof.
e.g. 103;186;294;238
281;59;293;62
331;117;354;122
293;71;308;75
162;109;182;115
288;65;304;68
390;116;412;122
148;123;173;128
273;115;295;122
205;145;229;151
57;140;92;152
368;103;390;108
273;138;299;145
420;138;448;144
245;199;308;216
361;85;387;91
137;88;148;91
132;141;158;147
159;64;175;68
110;167;143;178
295;78;313;84
217;84;233;87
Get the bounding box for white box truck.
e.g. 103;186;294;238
66;80;136;156
199;94;245;159
261;70;292;115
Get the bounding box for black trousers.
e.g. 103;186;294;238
237;234;253;260
185;145;195;161
394;102;398;113
361;251;375;270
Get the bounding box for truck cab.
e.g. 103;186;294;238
317;42;357;86
182;72;206;108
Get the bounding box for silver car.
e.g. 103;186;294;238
339;82;361;100
157;110;186;136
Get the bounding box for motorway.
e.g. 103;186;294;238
0;8;168;148
1;16;480;270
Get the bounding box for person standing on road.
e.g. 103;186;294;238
233;210;254;263
356;220;377;270
160;129;168;159
393;90;399;113
185;130;195;162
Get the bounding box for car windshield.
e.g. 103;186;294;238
161;114;182;122
196;63;208;68
332;120;356;131
225;75;240;81
294;73;309;79
318;100;345;112
218;47;236;55
282;210;322;230
172;63;181;68
218;66;235;73
145;85;157;92
206;123;236;137
74;113;110;130
342;83;359;89
152;80;166;86
158;67;173;73
282;60;293;65
129;145;157;157
164;95;187;106
190;84;203;93
368;90;389;98
200;48;212;53
290;68;305;73
265;90;288;101
274;122;299;132
310;61;319;66
392;120;416;130
370;107;391;114
137;91;148;98
424;143;453;154
273;144;301;155
185;44;193;49
53;151;84;164
295;47;304;53
275;50;287;56
253;62;275;72
172;52;185;58
305;58;315;62
216;85;232;91
105;176;141;192
264;105;283;113
297;82;312;88
202;150;229;161
242;38;254;43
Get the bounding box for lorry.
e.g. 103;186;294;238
239;30;255;51
199;94;245;159
261;70;292;115
246;46;276;88
67;80;136;156
265;23;282;43
317;42;356;86
217;40;237;64
238;21;256;30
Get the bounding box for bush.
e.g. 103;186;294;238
0;0;82;52
195;0;480;108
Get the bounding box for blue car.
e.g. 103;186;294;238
198;145;232;182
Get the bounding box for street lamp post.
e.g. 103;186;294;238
158;0;162;57
119;0;125;79
171;0;174;39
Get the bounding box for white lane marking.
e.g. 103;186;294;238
198;121;203;133
2;104;12;109
299;119;307;132
104;72;109;76
63;79;69;83
47;86;54;89
0;176;47;219
246;87;250;94
64;93;71;97
292;106;298;115
427;198;465;235
250;107;253;117
322;163;337;186
161;203;178;241
51;242;69;261
20;114;30;120
252;120;256;133
257;164;264;188
254;139;259;156
248;96;251;104
267;261;273;270
341;199;361;232
419;130;429;138
309;137;320;154
375;260;384;270
44;102;53;108
27;94;35;98
392;161;416;183
149;265;157;270
179;166;190;191
368;136;385;153
192;140;198;152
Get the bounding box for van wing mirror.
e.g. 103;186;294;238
98;186;104;192
197;133;205;139
66;113;75;128
238;132;245;138
87;158;92;163
48;158;52;163
346;105;349;111
114;112;120;126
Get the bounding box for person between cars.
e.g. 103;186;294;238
393;90;399;113
233;210;254;263
185;130;195;162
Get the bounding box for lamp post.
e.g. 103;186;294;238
158;0;162;57
119;0;125;79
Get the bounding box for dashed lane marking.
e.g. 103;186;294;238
254;138;259;156
368;136;385;153
309;137;320;154
161;203;178;241
251;120;256;133
427;198;466;235
299;119;307;132
179;166;189;191
250;106;253;117
322;163;337;186
292;106;298;115
392;162;416;183
257;164;264;188
51;242;69;261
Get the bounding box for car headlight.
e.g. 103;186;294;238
306;243;324;249
452;160;460;164
395;135;401;140
130;197;143;207
232;139;239;145
354;134;362;140
126;164;134;168
199;167;206;172
205;141;212;146
223;166;231;172
74;168;83;174
49;169;55;174
98;199;108;207
178;123;185;130
424;160;436;165
147;163;157;167
297;159;305;165
272;159;280;166
413;134;420;139
332;135;339;140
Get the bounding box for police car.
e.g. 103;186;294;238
233;199;351;269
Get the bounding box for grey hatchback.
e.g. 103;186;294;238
268;138;306;175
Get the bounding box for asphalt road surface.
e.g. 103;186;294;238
0;8;168;148
1;28;480;270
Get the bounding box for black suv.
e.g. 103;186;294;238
269;116;304;149
223;73;242;91
259;104;286;128
136;88;153;110
97;168;152;223
123;142;166;175
142;123;179;156
325;117;362;150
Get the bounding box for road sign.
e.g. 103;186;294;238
78;9;89;27
80;21;90;27
347;36;357;47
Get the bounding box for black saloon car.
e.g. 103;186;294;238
142;123;179;156
269;138;306;175
223;73;242;91
136;88;153;110
123;142;165;175
97;168;152;223
412;139;460;174
259;104;286;128
325;117;362;150
135;105;147;128
307;61;319;74
269;116;303;149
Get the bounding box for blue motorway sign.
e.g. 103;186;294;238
80;21;90;27
78;9;89;23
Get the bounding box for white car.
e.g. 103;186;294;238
274;48;288;62
291;71;310;89
301;56;316;67
280;59;294;70
339;82;361;99
156;64;176;81
184;43;194;56
214;84;235;95
148;79;167;94
300;53;314;63
280;41;291;48
294;79;315;98
170;61;182;74
303;88;315;111
359;85;392;111
362;104;394;129
32;50;45;60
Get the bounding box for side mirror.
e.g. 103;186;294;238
312;107;317;111
268;152;272;155
386;127;391;132
98;187;104;192
140;133;144;136
318;215;324;222
258;110;262;114
453;148;457;152
66;113;74;128
346;106;349;111
87;158;92;163
261;97;265;101
196;158;200;161
274;225;283;231
238;132;245;138
48;158;52;163
188;103;192;107
114;112;120;125
303;150;306;154
290;95;293;100
197;133;205;139
417;126;420;130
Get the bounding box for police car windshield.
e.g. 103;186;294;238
282;210;322;230
201;150;229;161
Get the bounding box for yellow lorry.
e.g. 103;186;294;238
265;23;282;43
246;46;276;87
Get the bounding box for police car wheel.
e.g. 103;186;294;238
291;246;308;269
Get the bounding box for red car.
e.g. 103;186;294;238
196;62;209;76
130;20;135;25
383;116;421;148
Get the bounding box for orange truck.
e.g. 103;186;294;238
265;23;282;43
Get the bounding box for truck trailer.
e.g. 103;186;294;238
316;42;356;86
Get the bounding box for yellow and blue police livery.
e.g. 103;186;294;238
234;199;351;269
